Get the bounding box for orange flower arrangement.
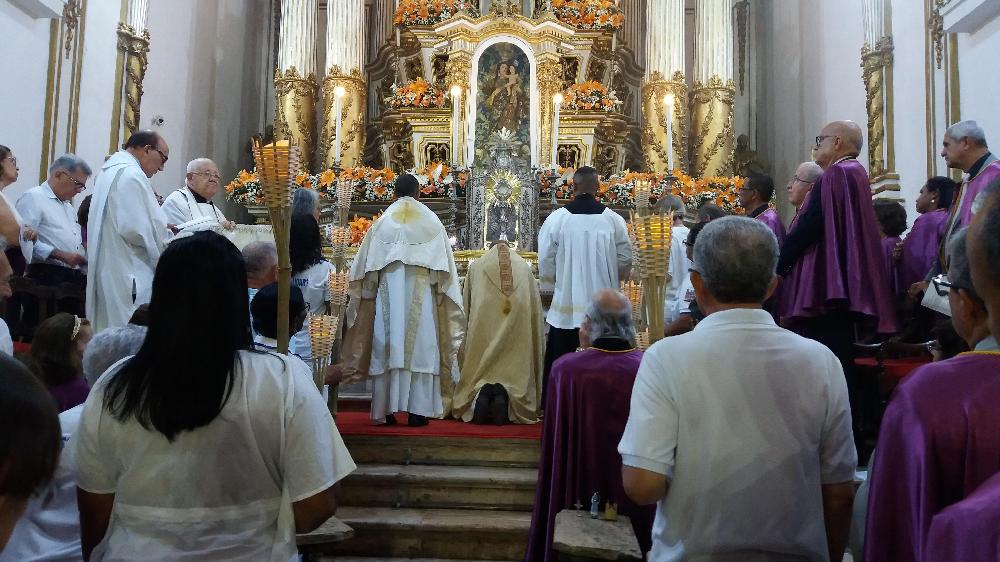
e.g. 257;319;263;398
225;169;263;206
394;0;477;26
676;172;745;214
348;212;382;246
384;78;449;109
562;81;622;112
339;167;398;202
552;0;625;30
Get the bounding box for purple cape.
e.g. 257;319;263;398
897;209;948;294
525;348;654;562
779;160;898;333
926;471;1000;561
956;159;1000;226
755;207;787;246
880;236;901;297
49;378;90;412
864;352;1000;562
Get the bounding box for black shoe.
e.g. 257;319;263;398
489;385;509;426
471;386;493;425
384;414;398;425
407;413;429;427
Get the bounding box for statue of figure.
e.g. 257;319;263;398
485;62;525;133
733;134;769;177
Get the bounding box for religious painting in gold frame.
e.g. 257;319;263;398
481;169;523;249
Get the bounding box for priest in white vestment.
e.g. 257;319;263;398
655;194;692;324
538;166;632;402
86;131;171;334
344;174;464;427
161;158;235;231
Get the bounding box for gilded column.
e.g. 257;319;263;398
109;0;149;153
642;0;687;174
322;0;366;169
445;52;472;167
275;0;319;170
690;0;736;178
537;56;563;169
862;0;897;187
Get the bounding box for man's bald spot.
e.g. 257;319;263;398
796;161;824;183
823;121;865;153
592;288;630;315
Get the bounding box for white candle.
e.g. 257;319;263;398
334;85;347;166
552;93;563;169
611;32;617;52
664;93;675;173
451;85;462;166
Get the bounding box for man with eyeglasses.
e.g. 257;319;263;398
786;161;823;214
776;121;898;456
86;130;172;334
738;173;786;245
864;227;1000;562
15;154;90;292
161;158;236;231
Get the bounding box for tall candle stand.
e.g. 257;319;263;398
252;137;298;353
630;211;672;345
323;177;356;414
309;314;340;391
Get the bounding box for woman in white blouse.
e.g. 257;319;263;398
74;231;355;561
0;145;38;273
289;214;334;362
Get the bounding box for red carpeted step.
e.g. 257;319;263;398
335;410;542;440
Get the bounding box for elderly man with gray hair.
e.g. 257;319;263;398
940;120;1000;228
526;288;655;560
16;154;90;289
619;216;857;562
160;158;235;231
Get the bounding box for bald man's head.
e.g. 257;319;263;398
582;288;635;345
814;121;864;169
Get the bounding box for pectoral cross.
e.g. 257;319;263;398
392;201;418;224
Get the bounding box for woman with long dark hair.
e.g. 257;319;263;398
74;231;355;560
289;214;334;361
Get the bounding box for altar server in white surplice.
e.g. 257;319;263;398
161;158;236;231
86;131;172;334
344;174;464;427
538;166;632;402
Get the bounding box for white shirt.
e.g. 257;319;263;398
74;351;356;561
619;309;857;562
0;318;11;355
538;208;632;329
1;405;85;561
290;260;334;362
663;225;690;323
86;151;169;333
16;182;85;268
161;186;228;227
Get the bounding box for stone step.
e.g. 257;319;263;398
326;558;520;562
341;464;537;511
343;435;540;468
324;507;532;561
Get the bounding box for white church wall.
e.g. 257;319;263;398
142;0;271;219
0;2;64;200
956;15;1000;146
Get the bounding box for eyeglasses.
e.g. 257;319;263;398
150;146;169;164
63;172;86;188
792;176;816;186
814;135;836;147
931;274;953;297
2;156;15;166
192;171;221;181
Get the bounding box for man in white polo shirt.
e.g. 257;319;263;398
16;154;90;289
619;216;857;562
